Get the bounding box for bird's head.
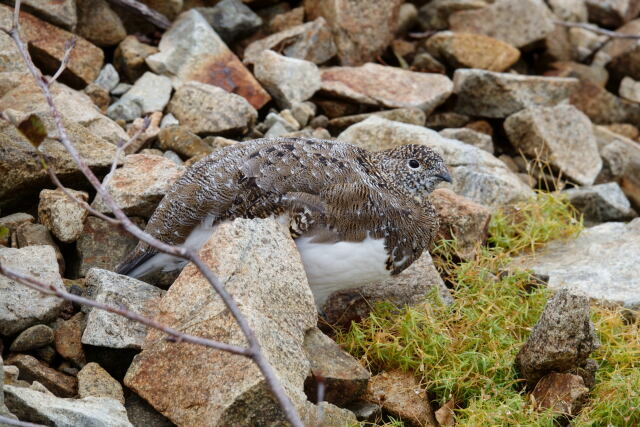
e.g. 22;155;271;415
377;144;452;196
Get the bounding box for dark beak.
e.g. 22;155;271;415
436;170;453;183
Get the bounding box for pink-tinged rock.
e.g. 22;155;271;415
431;188;491;260
532;373;589;416
146;9;270;110
449;0;555;48
303;0;403;66
321;63;453;113
91;154;185;218
570;80;640;124
243;18;337;65
0;5;103;88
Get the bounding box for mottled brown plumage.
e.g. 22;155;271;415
117;137;451;300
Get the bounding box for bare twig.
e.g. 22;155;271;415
106;0;171;30
0;2;304;426
49;38;76;84
103;115;151;187
0;415;44;427
0;263;250;356
555;20;640;39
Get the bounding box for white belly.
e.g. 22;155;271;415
294;235;391;308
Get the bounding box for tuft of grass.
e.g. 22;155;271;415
337;192;640;425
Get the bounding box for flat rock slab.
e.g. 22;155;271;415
504;104;602;186
0;5;103;87
322;63;453;114
449;0;555;48
3;385;132;427
82;268;165;350
125;218;317;426
0;245;65;336
146;9;270;110
338;116;533;208
107;72;172;122
453;69;579;118
510;218;640;309
91;154;185;218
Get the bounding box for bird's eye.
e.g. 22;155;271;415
408;159;420;169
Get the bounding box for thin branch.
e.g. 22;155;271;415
0;415;44;427
0;263;251;356
103;115;150;187
555;20;640;39
105;0;171;30
0;2;304;426
49;37;76;84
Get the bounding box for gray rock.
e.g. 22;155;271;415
124;218;317;425
91;154;185;218
0;246;65;336
15;223;65;273
75;216;144;277
196;0;262;43
1;356;18;421
569;27;607;61
323;252;452;327
338;116;533;207
619;76;640;103
38;189;89;243
515;289;600;387
111;83;132;96
321;63;453;114
593;126;640;207
3;385;132;427
145;9;270;110
253;50;321;109
243;18;337;65
107;72;172;122
303;328;370;406
510;218;640;309
78;363;125;404
440;127;494;153
0;213;34;233
124;391;174;427
160;113;179;128
449;0;555;48
504;104;602;186
9;325;55;352
82;269;165;350
167;81;257;136
291;102;316;128
453;69;579;118
564;183;636;223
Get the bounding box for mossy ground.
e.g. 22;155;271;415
336;192;640;426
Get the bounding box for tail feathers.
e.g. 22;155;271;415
115;246;157;276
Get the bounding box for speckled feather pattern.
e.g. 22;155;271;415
117;137;448;276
